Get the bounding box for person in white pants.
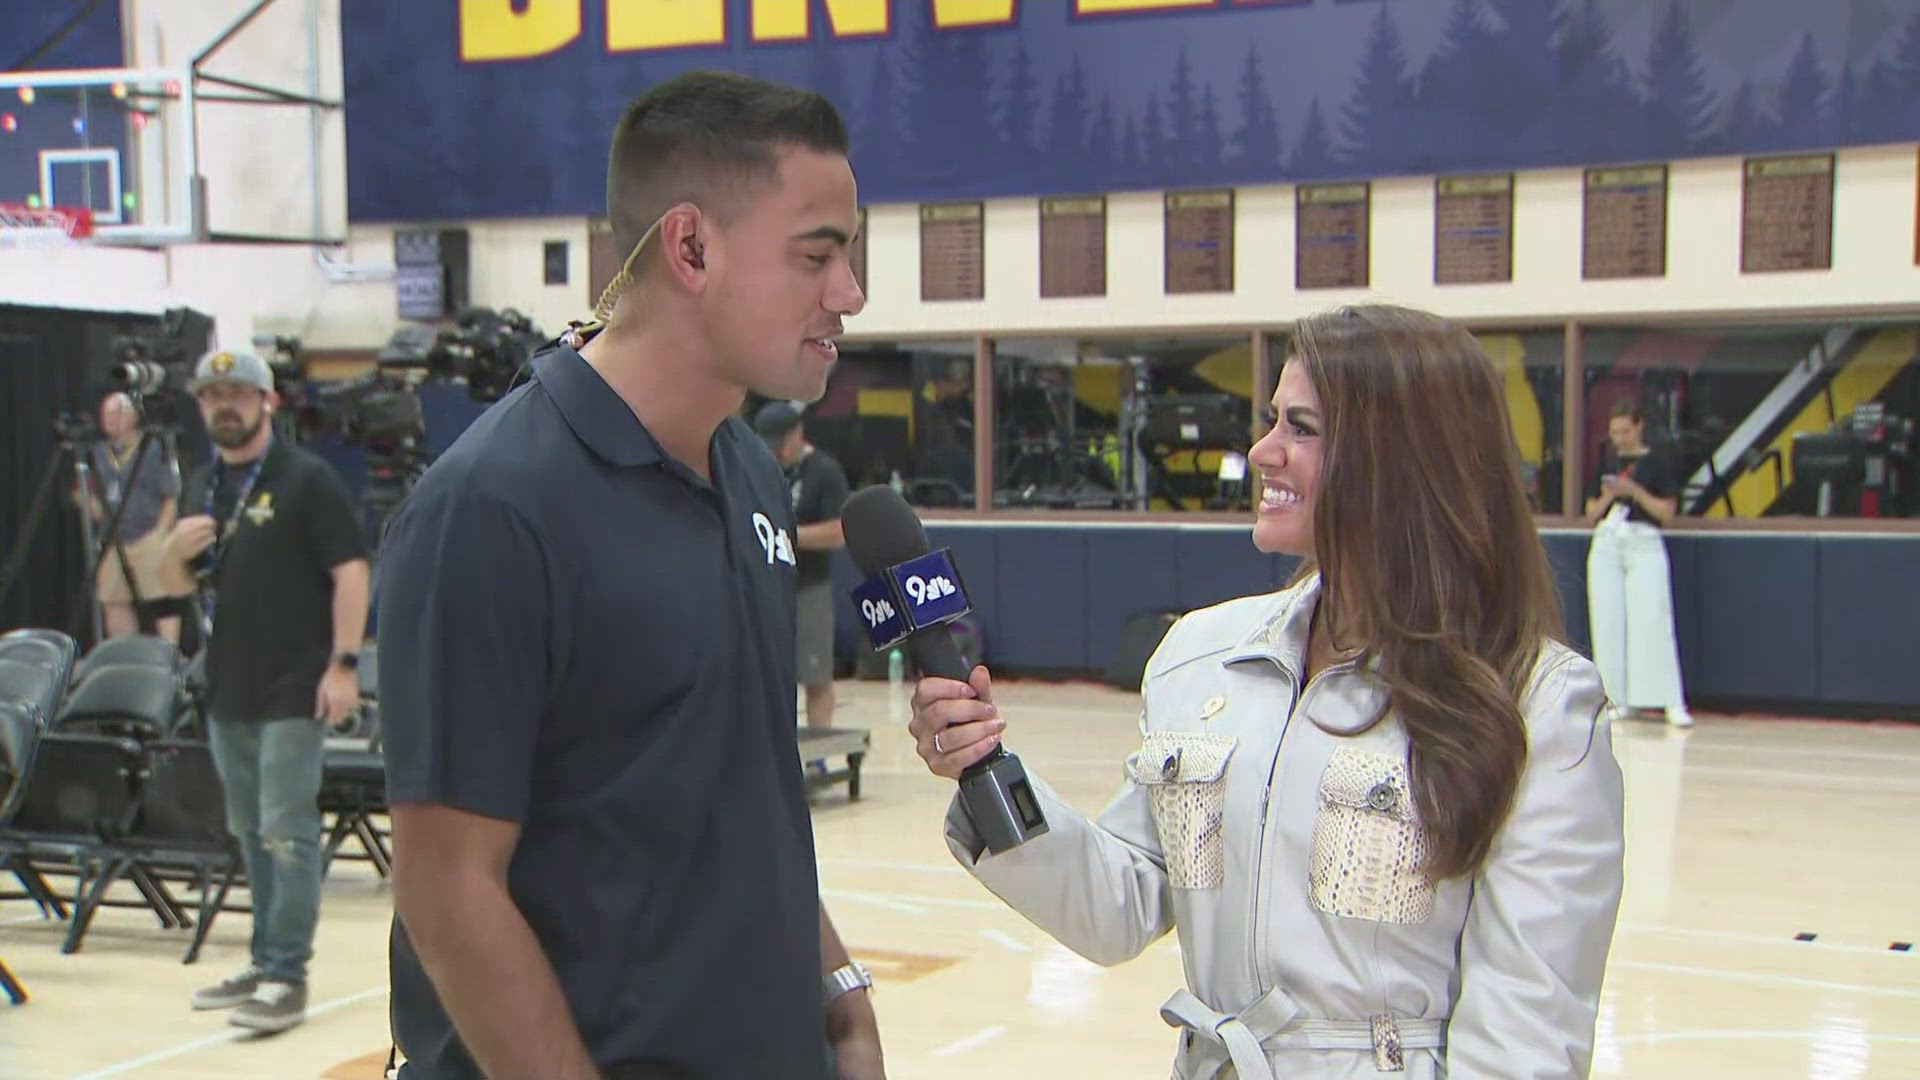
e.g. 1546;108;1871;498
1585;400;1693;727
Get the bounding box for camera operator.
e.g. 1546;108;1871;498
80;391;185;643
160;349;371;1035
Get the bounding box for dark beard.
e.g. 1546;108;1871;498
209;413;264;451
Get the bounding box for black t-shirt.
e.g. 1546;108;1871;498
787;447;850;587
181;440;368;721
377;347;830;1080
1591;445;1679;527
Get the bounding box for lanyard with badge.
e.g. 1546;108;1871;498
199;443;268;625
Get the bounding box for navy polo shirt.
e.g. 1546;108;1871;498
376;346;829;1080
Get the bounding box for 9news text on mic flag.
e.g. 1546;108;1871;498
851;548;971;654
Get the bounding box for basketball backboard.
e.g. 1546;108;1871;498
0;67;200;246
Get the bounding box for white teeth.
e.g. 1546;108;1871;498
1260;483;1299;510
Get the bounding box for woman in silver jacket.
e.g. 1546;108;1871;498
910;304;1626;1079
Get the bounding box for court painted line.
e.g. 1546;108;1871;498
68;985;388;1080
1610;960;1920;1000
1677;764;1920;790
981;928;1031;953
820;888;929;916
932;1024;1009;1056
820;858;967;877
1619;922;1920;959
2;912;53;926
1605;1029;1920;1049
1699;743;1920;766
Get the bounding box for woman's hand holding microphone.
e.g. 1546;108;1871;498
907;665;1006;779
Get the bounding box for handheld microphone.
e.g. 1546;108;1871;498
841;485;1048;853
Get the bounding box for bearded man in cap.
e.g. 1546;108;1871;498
161;348;370;1034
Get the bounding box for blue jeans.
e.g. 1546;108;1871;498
207;716;326;984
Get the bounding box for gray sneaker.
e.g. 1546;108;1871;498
190;966;263;1011
228;980;307;1034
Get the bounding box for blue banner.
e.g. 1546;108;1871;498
342;1;1920;224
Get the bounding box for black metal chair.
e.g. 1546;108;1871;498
0;659;61;730
320;746;390;880
123;738;240;963
55;663;180;740
3;726;146;954
7;657;192;954
0;699;41;1005
70;634;181;686
0;629;77;688
0;653;75;924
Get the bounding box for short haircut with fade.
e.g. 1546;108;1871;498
605;70;850;259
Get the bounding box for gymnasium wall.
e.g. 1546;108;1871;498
9;2;1920;350
823;523;1920;714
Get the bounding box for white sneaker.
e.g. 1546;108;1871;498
1603;704;1633;724
1666;706;1695;728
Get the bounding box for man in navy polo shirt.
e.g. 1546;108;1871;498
376;71;878;1080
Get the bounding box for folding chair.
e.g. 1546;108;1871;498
0;699;43;1004
70;634;181;685
4;728;145;954
125;738;240;963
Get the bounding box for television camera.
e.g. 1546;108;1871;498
1791;403;1914;517
296;307;547;526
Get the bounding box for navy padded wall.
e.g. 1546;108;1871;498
1688;535;1819;701
1816;537;1920;706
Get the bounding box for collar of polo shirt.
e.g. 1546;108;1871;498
534;348;669;468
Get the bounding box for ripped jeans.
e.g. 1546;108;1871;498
208;716;326;985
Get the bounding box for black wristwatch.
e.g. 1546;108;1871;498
332;650;360;671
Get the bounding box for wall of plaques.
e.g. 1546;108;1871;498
1164;189;1236;294
1434;173;1514;285
862;147;1908;331
1039;196;1107;298
919;202;984;302
1740;153;1834;274
1296;182;1371;290
1582;165;1668;280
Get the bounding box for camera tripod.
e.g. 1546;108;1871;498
0;420;179;644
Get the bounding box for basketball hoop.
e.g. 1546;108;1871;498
0;203;95;248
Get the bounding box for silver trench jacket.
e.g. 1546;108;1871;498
945;576;1625;1079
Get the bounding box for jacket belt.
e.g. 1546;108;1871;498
1159;987;1447;1079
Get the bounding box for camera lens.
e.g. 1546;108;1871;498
112;359;169;396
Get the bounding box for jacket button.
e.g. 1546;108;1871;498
1366;782;1397;812
1201;695;1226;719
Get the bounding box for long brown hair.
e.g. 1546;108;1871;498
1290;304;1566;879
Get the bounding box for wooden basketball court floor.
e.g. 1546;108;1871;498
3;678;1917;1079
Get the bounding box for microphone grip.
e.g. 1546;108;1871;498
906;624;1010;776
904;624;972;683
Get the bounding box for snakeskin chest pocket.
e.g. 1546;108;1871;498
1308;746;1436;924
1126;731;1237;890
